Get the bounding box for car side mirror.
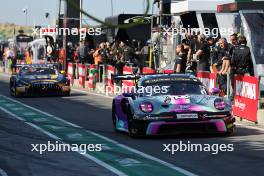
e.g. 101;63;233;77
210;88;220;95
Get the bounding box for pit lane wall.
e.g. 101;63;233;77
0;62;263;124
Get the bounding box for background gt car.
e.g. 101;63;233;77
112;74;235;137
10;64;71;97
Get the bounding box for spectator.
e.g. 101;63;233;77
140;44;149;68
229;36;254;101
79;40;93;64
213;38;231;95
196;35;214;72
0;45;3;62
25;47;32;64
121;41;135;64
114;49;125;75
228;33;238;57
175;44;187;73
46;42;54;63
231;36;254;76
93;43;104;65
183;33;195;63
7;48;16;74
74;43;79;63
213;38;231;74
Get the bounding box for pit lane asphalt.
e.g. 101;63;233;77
0;74;264;176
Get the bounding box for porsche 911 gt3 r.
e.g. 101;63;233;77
10;64;71;97
112;74;235;137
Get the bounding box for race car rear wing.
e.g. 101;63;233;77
111;73;196;81
111;74;141;81
12;64;60;75
15;63;59;68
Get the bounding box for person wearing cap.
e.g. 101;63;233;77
229;36;254;101
231;36;254;76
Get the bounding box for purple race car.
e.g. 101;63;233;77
112;74;235;137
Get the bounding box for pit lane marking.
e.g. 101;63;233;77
23;112;37;116
10;107;24;111
71;88;113;99
116;158;142;167
235;123;264;132
0;103;128;176
4;103;16;107
0;95;197;176
67;133;83;139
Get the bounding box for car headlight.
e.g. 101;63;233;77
214;98;226;110
139;102;153;113
58;78;70;86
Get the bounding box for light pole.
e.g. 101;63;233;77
80;0;83;41
23;7;28;26
110;0;114;16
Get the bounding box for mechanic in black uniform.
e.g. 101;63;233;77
230;36;254;101
231;36;254;76
212;38;231;95
196;36;214;72
175;44;187;73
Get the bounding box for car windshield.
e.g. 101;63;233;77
20;67;58;76
140;79;208;97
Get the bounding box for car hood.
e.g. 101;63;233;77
19;75;59;84
132;94;231;114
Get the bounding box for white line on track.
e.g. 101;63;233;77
0;73;10;78
71;88;113;99
0;101;127;176
0;169;8;176
235;123;264;132
0;95;197;176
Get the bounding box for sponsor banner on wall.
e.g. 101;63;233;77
197;72;217;91
233;75;259;122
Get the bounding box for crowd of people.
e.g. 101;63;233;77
66;39;147;75
0;31;255;99
173;33;254;99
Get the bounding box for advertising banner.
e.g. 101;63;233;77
233;75;259;122
67;62;74;85
78;64;86;87
197;72;217;91
106;65;116;94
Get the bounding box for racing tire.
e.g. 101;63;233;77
65;91;71;97
127;105;144;138
10;81;14;97
13;82;19;98
225;127;235;136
